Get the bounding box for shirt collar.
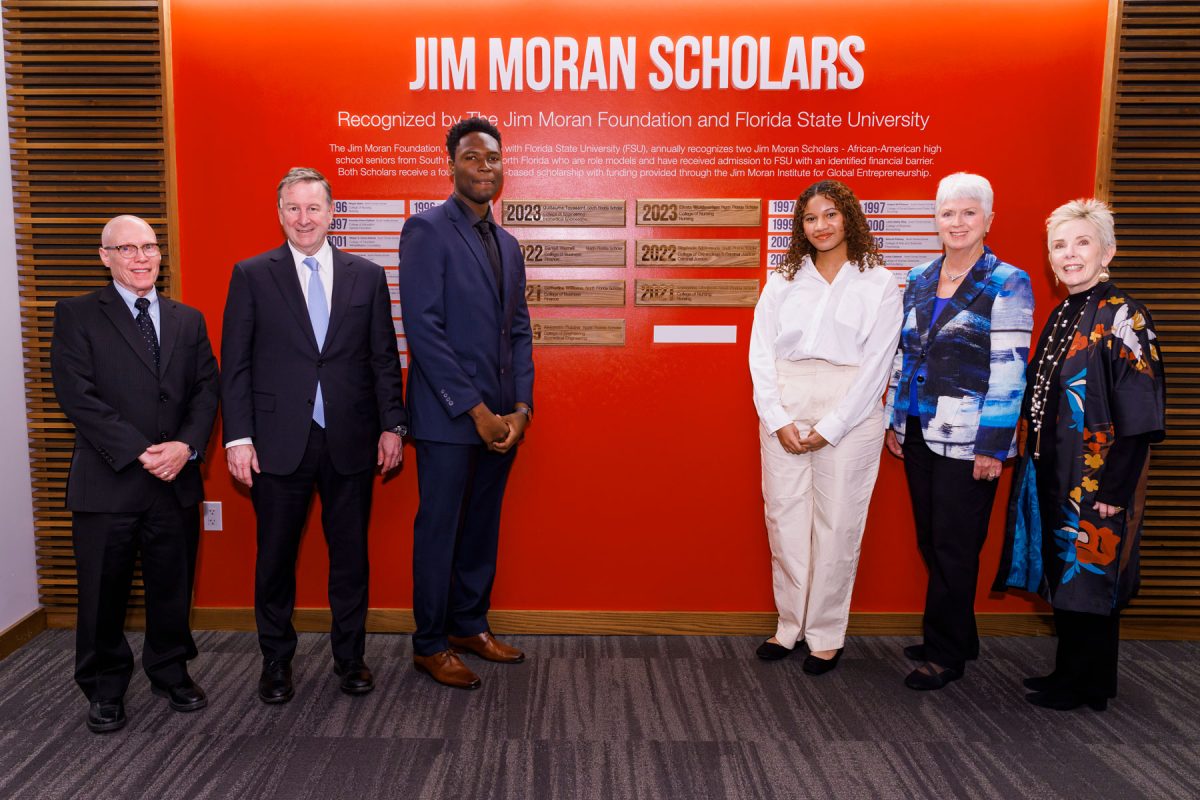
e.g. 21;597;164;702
112;280;157;311
453;195;494;226
287;239;333;271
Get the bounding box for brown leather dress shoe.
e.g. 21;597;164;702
413;650;481;689
448;631;525;664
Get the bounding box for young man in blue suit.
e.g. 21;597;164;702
221;168;406;703
398;118;534;689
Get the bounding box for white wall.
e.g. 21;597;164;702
0;71;41;631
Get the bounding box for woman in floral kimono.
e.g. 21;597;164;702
995;199;1166;712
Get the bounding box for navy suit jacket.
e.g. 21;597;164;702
398;197;534;445
220;242;406;475
51;284;219;512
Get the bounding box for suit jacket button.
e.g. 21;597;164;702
159;392;168;402
317;359;325;367
160;432;169;441
916;375;925;384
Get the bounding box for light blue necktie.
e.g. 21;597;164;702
304;256;328;427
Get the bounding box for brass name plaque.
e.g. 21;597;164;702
519;239;626;267
532;318;626;346
634;279;760;307
501;199;626;227
525;280;625;307
634;239;760;267
635;199;762;227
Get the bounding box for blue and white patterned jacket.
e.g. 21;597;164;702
886;247;1034;461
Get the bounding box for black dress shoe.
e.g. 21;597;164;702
755;639;801;660
1022;672;1061;692
802;648;843;675
258;659;294;704
1026;688;1107;712
151;678;208;712
904;643;978;662
87;699;127;733
333;659;374;695
904;663;963;691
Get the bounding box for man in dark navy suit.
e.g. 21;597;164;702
398;118;534;689
51;215;219;733
221;168;406;703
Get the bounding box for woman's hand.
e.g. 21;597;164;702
973;454;1003;481
798;430;829;453
775;423;805;455
884;429;903;459
1094;501;1124;520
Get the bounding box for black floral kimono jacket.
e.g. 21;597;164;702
995;281;1166;615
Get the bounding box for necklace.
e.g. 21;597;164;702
1029;289;1094;458
941;262;972;282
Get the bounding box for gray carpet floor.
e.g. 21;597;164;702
0;630;1198;799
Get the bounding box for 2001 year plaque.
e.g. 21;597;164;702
635;199;761;227
634;279;759;307
634;239;760;267
525;280;625;307
531;318;625;346
501;199;626;227
519;239;626;267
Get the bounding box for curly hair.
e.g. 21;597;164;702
777;180;883;280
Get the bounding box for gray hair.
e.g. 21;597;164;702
1046;198;1116;251
277;167;332;207
935;172;994;217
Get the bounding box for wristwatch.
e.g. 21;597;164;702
389;424;408;437
516;407;532;419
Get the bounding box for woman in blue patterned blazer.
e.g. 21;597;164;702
883;173;1034;691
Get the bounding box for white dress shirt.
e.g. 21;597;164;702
749;258;903;446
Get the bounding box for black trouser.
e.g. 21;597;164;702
411;439;516;657
901;416;1000;672
1051;607;1120;699
251;422;374;663
72;484;199;702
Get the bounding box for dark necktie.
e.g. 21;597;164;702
475;218;504;301
134;296;160;370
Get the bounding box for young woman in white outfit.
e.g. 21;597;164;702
749;180;903;674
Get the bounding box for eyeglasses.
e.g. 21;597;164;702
103;243;161;258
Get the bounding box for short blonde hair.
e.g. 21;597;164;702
1045;198;1116;251
935;172;994;216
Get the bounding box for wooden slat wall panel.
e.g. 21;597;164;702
1097;0;1200;629
4;0;170;613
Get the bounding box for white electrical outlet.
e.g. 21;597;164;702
202;501;222;531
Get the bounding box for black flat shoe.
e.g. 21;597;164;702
258;659;294;704
904;663;962;691
333;659;375;695
755;639;800;660
151;678;208;712
1025;689;1107;712
902;644;925;661
802;648;843;675
87;699;126;733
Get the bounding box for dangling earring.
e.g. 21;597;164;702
1098;271;1110;282
1054;274;1059;287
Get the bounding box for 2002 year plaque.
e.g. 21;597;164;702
634;239;760;267
531;318;626;346
634;279;759;307
525;280;625;307
635;199;761;227
501;199;626;227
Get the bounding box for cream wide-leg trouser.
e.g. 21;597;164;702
759;358;885;652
